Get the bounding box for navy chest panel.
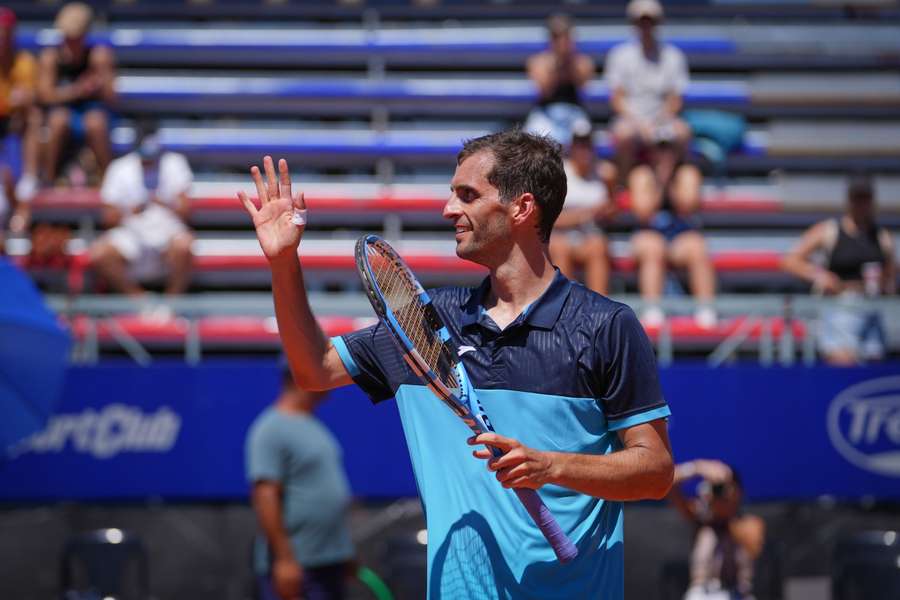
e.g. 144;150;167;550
449;318;599;399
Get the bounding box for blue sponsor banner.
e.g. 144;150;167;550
1;361;899;501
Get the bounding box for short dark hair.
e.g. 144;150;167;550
456;130;567;243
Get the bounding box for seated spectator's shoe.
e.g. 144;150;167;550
694;305;718;329
15;173;38;203
640;305;665;328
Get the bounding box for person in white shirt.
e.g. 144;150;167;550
605;0;715;328
605;0;692;197
550;124;618;295
87;127;194;315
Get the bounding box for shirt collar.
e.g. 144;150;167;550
459;268;572;331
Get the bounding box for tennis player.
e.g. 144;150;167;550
238;130;674;598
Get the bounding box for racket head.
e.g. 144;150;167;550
355;234;463;411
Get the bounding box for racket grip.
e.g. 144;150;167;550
513;488;579;563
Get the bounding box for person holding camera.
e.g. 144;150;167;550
668;460;765;600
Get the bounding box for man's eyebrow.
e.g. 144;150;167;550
451;183;477;194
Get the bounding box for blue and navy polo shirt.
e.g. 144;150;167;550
333;269;669;599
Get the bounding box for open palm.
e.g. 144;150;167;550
238;156;306;262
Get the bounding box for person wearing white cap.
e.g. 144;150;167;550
605;0;717;328
38;2;116;183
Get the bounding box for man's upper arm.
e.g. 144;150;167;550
595;307;670;431
318;340;355;389
329;323;397;402
617;419;671;457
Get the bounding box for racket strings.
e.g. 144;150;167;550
368;244;453;387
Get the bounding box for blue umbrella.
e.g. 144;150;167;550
0;257;71;453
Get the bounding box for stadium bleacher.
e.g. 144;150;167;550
4;3;900;363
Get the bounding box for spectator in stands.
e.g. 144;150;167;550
524;14;595;145
246;368;355;600
0;8;41;232
39;2;116;185
782;175;895;365
551;121;617;295
87;123;194;318
606;0;714;327
630;159;717;327
605;0;694;203
668;459;765;600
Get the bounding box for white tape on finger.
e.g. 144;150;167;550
291;208;308;227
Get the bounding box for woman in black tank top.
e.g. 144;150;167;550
782;176;896;365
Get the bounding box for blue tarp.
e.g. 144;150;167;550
0;258;71;452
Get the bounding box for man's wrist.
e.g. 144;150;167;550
269;251;301;273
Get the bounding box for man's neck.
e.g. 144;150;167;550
640;36;658;58
484;242;555;329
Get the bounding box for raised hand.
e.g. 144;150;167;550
238;156;306;264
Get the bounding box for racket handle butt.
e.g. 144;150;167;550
514;488;579;563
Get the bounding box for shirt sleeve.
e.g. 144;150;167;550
668;47;690;95
245;419;284;483
604;46;622;91
158;153;194;204
99;160;130;208
595;306;669;431
332;321;404;404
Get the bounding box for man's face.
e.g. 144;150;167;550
444;151;514;266
634;16;658;42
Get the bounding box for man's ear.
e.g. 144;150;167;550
510;192;538;228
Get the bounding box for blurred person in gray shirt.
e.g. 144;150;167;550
246;368;355;600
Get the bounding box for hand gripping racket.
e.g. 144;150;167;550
355;234;578;563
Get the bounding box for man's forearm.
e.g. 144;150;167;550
270;255;334;390
546;446;673;501
253;488;295;561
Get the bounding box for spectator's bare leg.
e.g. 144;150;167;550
628;165;661;225
44;107;71;183
82;109;112;175
550;233;575;279
22;106;42;182
89;239;145;297
612;118;640;189
669;231;716;302
669;163;702;215
632;229;666;301
163;232;194;296
573;234;610;295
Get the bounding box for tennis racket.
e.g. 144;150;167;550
354;234;578;563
